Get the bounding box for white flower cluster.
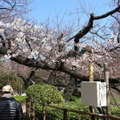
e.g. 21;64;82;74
0;18;68;61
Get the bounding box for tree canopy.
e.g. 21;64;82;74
0;0;120;92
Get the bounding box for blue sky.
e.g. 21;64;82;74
27;0;111;24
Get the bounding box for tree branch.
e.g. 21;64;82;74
67;5;120;51
94;5;120;20
67;13;94;42
0;0;16;11
0;34;5;46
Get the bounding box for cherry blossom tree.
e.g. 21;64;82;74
0;0;29;21
0;1;120;97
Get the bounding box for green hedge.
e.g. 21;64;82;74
26;83;64;104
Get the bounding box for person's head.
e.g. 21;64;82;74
2;85;14;95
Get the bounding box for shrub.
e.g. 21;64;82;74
111;105;120;117
14;96;27;103
26;84;64;104
26;84;90;120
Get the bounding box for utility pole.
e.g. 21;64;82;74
104;63;110;116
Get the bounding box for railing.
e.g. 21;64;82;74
26;99;120;120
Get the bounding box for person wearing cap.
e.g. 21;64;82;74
0;85;24;120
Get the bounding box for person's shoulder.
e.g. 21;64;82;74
11;98;21;105
11;99;22;109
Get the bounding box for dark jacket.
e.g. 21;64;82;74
0;94;24;120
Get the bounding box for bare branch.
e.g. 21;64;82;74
25;36;33;51
94;5;120;20
67;5;120;51
67;13;94;42
0;0;16;11
111;14;120;24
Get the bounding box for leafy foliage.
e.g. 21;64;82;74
111;105;120;117
26;84;64;104
0;74;24;94
26;83;120;119
14;96;27;103
26;84;90;119
48;97;89;120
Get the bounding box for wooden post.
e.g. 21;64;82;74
63;108;67;120
26;99;31;118
43;104;46;120
25;98;29;117
89;62;95;120
89;62;94;82
104;63;110;116
31;101;35;120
